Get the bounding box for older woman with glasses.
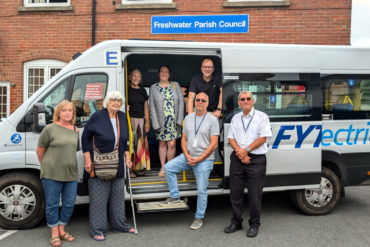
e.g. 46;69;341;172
82;91;135;241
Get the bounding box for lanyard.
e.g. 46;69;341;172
241;109;255;133
194;113;207;136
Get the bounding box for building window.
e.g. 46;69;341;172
0;82;10;120
24;0;70;7
121;0;172;4
24;59;67;100
224;0;290;7
227;0;284;1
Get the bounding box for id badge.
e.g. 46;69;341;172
241;134;247;145
192;138;198;148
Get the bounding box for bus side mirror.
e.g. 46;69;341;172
32;103;47;132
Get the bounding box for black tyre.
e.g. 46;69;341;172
0;173;45;229
292;167;341;215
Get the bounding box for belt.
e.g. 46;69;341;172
248;153;265;157
232;151;265;157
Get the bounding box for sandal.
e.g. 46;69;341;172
50;236;62;247
130;171;136;178
92;235;105;241
59;232;75;242
158;168;165;177
126;227;135;234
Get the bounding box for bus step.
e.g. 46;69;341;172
136;199;189;213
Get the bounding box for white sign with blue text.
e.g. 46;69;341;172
104;50;121;67
152;15;249;34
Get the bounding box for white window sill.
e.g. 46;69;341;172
18;6;74;12
223;0;290;8
116;3;176;10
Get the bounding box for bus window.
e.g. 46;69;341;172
71;74;108;126
40;76;72;125
322;75;370;119
223;73;318;122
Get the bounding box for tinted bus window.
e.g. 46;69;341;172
223;73;320;123
322;75;370;119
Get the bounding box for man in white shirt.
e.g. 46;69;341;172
160;92;220;230
224;90;272;238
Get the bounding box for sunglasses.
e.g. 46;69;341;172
240;97;252;102
195;99;208;103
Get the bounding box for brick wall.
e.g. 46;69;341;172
0;0;352;112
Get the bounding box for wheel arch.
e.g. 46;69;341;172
322;149;349;187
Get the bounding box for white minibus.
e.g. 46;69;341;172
0;40;369;229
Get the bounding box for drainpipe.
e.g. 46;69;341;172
92;0;96;46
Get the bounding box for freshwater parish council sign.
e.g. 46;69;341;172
151;15;249;34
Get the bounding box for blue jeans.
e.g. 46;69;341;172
41;179;78;227
164;154;214;219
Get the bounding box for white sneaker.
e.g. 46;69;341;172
159;197;181;206
190;218;203;230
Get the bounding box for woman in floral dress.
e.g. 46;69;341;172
149;65;184;176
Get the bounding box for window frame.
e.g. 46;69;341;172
222;73;321;123
121;0;172;4
321;74;370;120
24;0;70;7
23;59;67;100
0;82;10;120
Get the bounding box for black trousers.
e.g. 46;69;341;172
229;151;266;228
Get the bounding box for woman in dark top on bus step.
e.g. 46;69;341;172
127;69;151;178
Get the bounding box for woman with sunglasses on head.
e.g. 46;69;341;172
149;65;184;176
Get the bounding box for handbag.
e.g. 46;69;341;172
92;115;120;181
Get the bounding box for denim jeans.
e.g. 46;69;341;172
164;153;214;219
41;179;78;227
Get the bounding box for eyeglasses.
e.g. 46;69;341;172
201;66;214;70
195;99;208;103
110;99;122;102
240;97;252;102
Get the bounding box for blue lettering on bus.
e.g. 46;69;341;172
106;51;119;65
271;121;370;149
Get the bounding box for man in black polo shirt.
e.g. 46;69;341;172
188;57;222;119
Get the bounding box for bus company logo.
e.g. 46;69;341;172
10;133;22;144
272;122;370;148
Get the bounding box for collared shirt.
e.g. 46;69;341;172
227;108;272;155
189;73;222;112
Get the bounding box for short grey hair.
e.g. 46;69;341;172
238;90;253;100
103;90;124;108
195;92;209;101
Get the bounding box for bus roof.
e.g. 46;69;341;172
72;40;370;74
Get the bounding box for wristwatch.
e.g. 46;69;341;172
216;108;222;111
246;146;251;153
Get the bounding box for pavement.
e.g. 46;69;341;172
0;186;370;247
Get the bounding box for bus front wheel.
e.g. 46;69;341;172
292;167;341;215
0;173;45;229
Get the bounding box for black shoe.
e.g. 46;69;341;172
224;223;243;233
246;227;258;238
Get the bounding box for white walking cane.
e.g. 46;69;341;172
126;164;138;234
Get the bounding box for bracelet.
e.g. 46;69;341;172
216;108;222;111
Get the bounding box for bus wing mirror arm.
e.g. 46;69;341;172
32;103;47;132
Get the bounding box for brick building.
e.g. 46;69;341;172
0;0;352;116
